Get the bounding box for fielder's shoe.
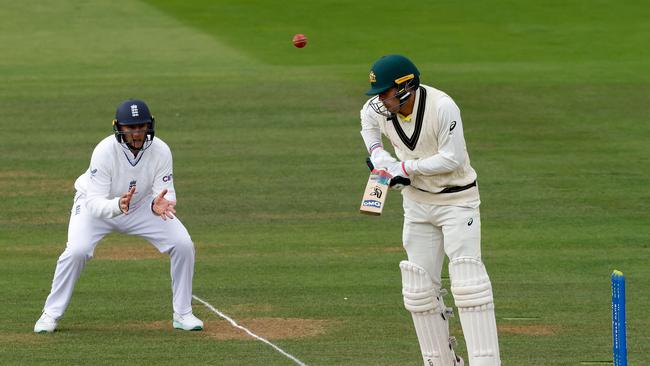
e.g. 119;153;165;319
173;312;203;331
34;313;57;333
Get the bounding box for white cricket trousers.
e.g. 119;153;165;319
401;195;482;288
42;195;196;319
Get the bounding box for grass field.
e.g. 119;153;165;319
1;0;649;364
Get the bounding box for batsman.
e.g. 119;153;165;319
360;55;501;365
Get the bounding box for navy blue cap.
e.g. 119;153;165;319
115;99;153;125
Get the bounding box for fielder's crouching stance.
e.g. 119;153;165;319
360;55;501;365
34;99;203;333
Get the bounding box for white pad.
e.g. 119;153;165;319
400;260;461;366
449;257;501;366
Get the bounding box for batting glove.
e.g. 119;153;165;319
370;148;397;169
386;161;411;190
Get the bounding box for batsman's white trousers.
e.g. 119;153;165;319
42;194;196;319
402;195;481;290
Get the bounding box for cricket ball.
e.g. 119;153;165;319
292;34;308;48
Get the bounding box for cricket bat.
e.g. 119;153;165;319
359;169;391;216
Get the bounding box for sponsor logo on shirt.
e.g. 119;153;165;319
129;179;137;190
162;174;173;183
450;121;457;133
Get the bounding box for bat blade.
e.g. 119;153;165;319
359;169;391;216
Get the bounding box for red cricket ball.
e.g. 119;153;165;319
292;34;308;48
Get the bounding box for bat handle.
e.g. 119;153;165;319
366;157;374;171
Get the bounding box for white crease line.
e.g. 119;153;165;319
192;294;309;366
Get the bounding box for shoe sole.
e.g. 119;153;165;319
173;322;203;331
34;329;55;334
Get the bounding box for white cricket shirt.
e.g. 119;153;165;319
360;84;479;205
74;136;176;219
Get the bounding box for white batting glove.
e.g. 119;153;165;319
370;148;397;169
386;161;408;178
386;161;410;190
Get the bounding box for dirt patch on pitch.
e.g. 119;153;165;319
203;317;333;340
228;303;276;314
94;244;162;260
499;324;559;336
143;317;334;340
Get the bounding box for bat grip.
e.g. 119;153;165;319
366;156;374;171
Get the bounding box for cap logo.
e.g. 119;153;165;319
130;104;139;117
369;71;376;83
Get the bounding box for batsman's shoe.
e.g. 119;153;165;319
34;313;57;333
173;312;203;331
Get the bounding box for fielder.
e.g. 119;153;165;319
360;55;501;365
34;99;203;333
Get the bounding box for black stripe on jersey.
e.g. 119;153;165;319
389;86;427;151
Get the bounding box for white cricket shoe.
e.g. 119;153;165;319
34;313;57;333
173;312;203;331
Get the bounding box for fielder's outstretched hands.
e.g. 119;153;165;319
119;186;136;214
152;189;176;220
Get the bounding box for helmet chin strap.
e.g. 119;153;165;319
126;142;143;153
124;136;153;154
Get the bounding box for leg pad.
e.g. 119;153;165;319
449;257;501;365
400;261;461;366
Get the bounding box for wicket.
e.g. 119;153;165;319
611;270;627;366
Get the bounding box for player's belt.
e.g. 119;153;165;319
414;180;477;194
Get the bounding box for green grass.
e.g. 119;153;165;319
1;0;649;364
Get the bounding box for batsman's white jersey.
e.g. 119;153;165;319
360;84;501;365
360;84;479;206
41;136;196;319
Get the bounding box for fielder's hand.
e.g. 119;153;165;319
119;186;136;214
152;189;176;220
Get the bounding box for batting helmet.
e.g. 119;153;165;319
366;55;420;117
112;99;155;152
